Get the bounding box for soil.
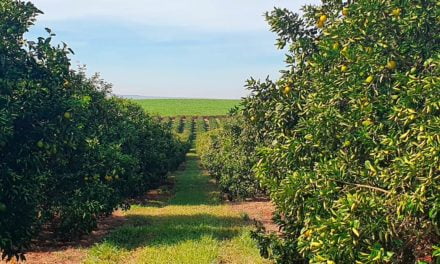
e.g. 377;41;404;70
20;210;126;264
228;198;278;233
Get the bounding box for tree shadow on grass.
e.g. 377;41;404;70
101;213;250;250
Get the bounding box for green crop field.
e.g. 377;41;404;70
132;99;240;116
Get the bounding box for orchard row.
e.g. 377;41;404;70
196;0;440;263
0;1;186;260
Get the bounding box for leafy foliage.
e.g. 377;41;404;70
196;117;264;200
0;0;185;260
244;0;440;263
177;117;194;147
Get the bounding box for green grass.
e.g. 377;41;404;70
84;151;270;264
132;99;240;117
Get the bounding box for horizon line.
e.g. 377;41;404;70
116;94;243;100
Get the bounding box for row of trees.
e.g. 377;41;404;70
199;0;439;263
0;1;186;260
197;116;263;200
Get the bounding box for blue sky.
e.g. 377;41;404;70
28;0;320;99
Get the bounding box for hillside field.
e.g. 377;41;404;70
132;99;240;116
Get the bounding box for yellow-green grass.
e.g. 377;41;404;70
132;99;240;117
84;152;270;264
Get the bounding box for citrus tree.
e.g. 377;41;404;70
240;0;439;263
196;116;264;200
0;0;185;260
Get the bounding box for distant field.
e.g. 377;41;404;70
132;99;240;116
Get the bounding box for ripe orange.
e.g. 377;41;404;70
304;230;312;238
391;8;401;17
317;20;324;28
319;15;328;23
365;75;374;84
284;86;292;94
386;60;397;70
342;8;349;16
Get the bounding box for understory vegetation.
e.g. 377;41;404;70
199;0;440;263
84;150;268;264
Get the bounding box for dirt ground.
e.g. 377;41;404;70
228;198;278;233
8;210;127;264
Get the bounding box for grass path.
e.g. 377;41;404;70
84;151;269;264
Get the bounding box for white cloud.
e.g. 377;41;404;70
30;0;321;32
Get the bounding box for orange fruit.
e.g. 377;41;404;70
391;8;401;17
304;230;312;238
64;112;72;119
386;60;397;70
362;119;373;126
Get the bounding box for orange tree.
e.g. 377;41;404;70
0;0;185;260
196;115;265;200
241;0;440;263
